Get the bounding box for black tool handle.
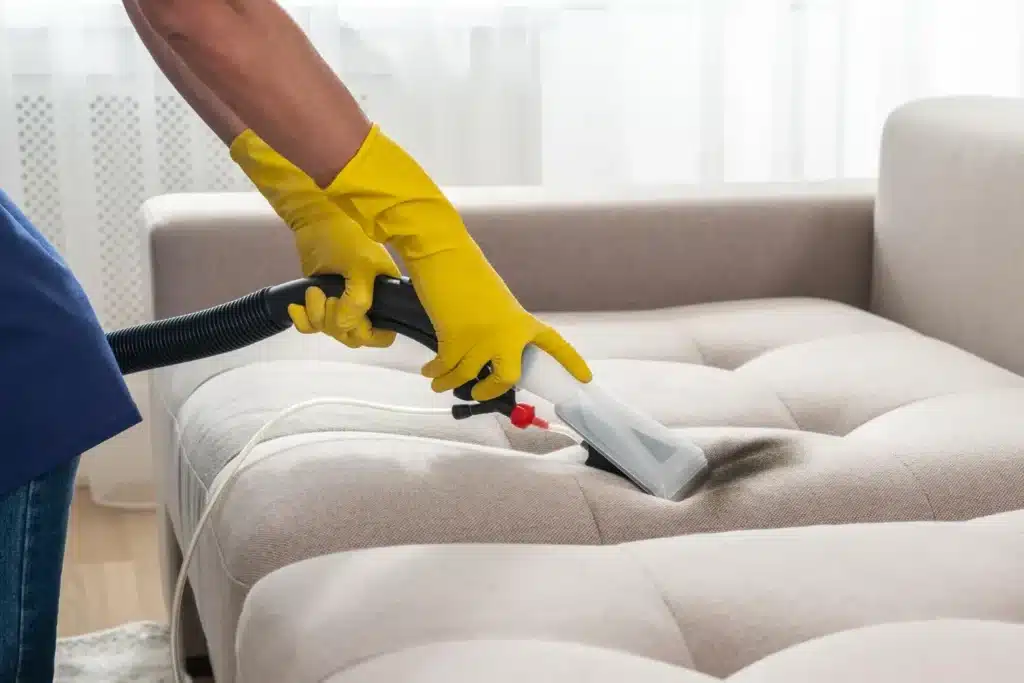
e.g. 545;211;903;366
109;272;491;404
265;274;438;352
269;275;488;401
108;274;439;375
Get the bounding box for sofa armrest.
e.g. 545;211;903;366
872;96;1024;375
142;181;875;320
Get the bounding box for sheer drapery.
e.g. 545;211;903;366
1;0;1021;505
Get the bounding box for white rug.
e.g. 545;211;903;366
56;622;204;683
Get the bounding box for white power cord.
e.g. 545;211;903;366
168;396;579;683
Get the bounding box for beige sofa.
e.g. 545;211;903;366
144;96;1024;682
237;513;1024;682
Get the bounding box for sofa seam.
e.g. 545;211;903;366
615;544;699;670
731;330;909;374
767;389;802;430
312;644;436;683
723;347;805;431
311;638;669;683
180;439;248;588
197;473;252;591
186;443;255;591
491;414;517;449
689;336;709;366
685;336;804;431
572;476;606;544
844;383;1024;437
890;454;938;521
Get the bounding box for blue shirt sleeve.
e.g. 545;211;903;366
0;189;141;497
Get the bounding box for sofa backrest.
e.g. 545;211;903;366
871;96;1024;376
142;183;876;321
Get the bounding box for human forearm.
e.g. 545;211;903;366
136;0;370;187
124;0;245;145
133;0;591;399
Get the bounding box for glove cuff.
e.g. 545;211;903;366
228;128;259;163
228;128;276;181
228;129;329;232
322;124;469;255
322;123;383;192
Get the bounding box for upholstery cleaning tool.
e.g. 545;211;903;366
106;273;710;682
108;273;710;499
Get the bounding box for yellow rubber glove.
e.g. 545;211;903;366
322;124;593;401
229;129;401;348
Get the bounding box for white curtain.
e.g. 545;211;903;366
2;0;1022;506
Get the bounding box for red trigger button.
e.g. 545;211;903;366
510;403;548;430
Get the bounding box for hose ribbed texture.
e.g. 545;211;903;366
106;289;286;375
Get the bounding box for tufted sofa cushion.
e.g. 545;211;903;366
309;622;1024;683
187;297;1024;559
171;296;1024;683
235;511;1024;682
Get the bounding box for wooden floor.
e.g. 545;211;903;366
57;488;167;637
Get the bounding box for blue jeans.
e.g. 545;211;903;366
0;456;79;682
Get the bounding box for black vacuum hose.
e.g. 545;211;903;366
107;274;619;477
106;274;438;376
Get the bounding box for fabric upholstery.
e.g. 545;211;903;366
235;511;1024;682
728;620;1024;683
142;96;1024;682
162;298;1024;683
143;183;877;683
872;95;1024;376
313;623;1024;683
323;642;716;683
142;181;875;320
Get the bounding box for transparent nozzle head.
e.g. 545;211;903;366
516;345;710;500
554;383;709;501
